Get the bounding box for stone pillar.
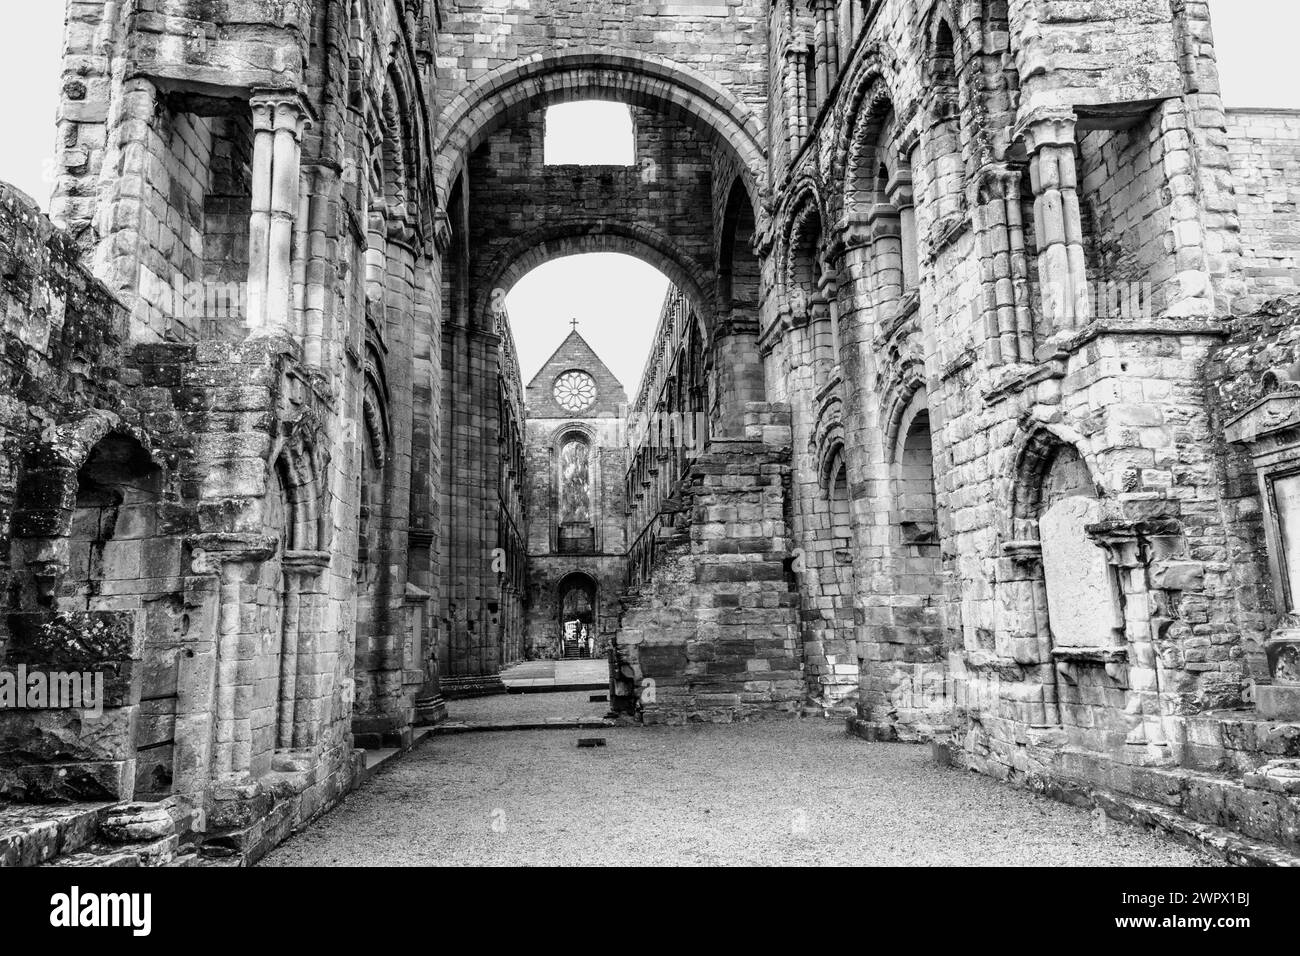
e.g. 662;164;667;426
812;5;828;111
277;550;330;753
887;169;917;292
1088;521;1182;762
816;265;841;370
784;43;804;159
973;165;1036;364
191;534;277;782
1019;108;1089;334
822;0;839;84
247;91;311;335
867;203;904;324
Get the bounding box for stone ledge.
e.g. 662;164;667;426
0;802;111;867
1033;777;1300;867
964;743;1300;864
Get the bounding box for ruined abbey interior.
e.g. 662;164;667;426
2;0;1300;868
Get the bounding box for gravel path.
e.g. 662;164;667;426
447;690;609;724
261;719;1218;866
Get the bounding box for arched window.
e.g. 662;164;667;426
557;435;594;553
828;454;852;548
65;435;165;612
559;438;591;524
898;409;938;546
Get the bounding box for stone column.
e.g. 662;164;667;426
1088;521;1181;761
1019;108;1089;334
277;550;330;753
867;203;904;325
812;4;828;111
822;0;839;84
816;264;840;371
191;533;277;781
973;165;1035;364
887;169;917;292
787;32;813;152
247;91;311;335
712;315;764;437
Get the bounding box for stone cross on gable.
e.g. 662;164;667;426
570;318;580;331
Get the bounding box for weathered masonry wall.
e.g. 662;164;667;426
0;0;448;866
466;106;718;327
613;411;803;724
754;0;1300;857
0;183;365;855
5;0;1300;868
1227;109;1300;312
434;0;771;147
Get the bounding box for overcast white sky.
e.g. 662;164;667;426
0;1;1292;391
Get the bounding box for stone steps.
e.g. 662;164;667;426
0;802;111;867
43;834;181;868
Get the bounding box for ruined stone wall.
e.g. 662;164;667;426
1;182;136;798
1227;109;1300;312
0;0;446;864
466;106;717;328
756;0;1267;769
613;414;803;723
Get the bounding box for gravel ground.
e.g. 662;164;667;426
447;690;609;723
261;719;1217;866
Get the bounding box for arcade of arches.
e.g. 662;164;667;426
2;0;1300;864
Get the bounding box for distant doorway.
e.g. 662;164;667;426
558;572;598;659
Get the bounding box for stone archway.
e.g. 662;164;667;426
557;571;599;660
476;222;715;336
435;48;766;204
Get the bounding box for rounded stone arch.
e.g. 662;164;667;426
718;175;760;313
551;420;597;448
361;347;393;471
781;180;828;300
832;54;902;213
476;221;714;340
921;0;970;80
12;414;170;543
44;410;170;476
556;570;600;633
813;397;848;491
269;408;334;555
1004;420;1105;544
435;48;766;206
881;366;928;466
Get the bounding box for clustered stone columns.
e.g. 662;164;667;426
1088;519;1184;759
191;533;277;782
972;164;1035;363
248;91;312;335
277;550;331;754
1019;108;1090;335
786;32;812;154
812;0;839;107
